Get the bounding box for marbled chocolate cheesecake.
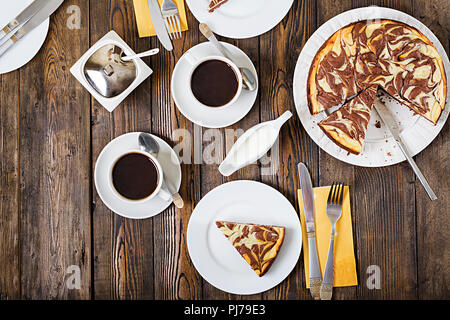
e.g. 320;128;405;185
308;19;446;154
216;221;285;277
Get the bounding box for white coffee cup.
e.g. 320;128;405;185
108;150;171;203
184;53;243;108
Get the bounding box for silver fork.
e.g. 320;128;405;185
161;0;182;40
320;182;345;300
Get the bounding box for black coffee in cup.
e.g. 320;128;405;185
112;152;159;200
191;59;239;107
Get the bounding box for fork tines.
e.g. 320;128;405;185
327;182;345;205
164;14;182;40
161;0;182;40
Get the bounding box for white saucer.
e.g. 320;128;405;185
171;42;258;128
94;132;182;219
187;180;302;295
186;0;294;39
0;0;50;74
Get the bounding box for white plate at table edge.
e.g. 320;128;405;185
171;41;258;128
94;132;181;219
187;180;302;295
0;0;49;74
293;6;450;167
185;0;294;39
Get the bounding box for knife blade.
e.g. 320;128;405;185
0;0;50;42
298;162;322;299
147;0;173;51
0;0;64;58
373;98;437;200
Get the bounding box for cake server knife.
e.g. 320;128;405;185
147;0;173;51
298;162;322;300
0;0;49;42
0;0;63;58
373;98;437;200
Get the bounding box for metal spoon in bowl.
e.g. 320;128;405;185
138;133;184;208
121;48;160;61
199;23;256;91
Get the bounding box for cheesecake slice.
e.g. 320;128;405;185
318;84;378;155
216;221;285;277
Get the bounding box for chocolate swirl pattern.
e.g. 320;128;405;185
308;19;447;154
319;85;378;155
216;221;285;277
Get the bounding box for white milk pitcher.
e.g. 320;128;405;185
219;110;292;176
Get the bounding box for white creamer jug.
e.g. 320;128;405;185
219;110;292;176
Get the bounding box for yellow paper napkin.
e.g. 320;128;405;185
298;186;357;288
132;0;189;38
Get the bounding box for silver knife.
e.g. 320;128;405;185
0;0;64;58
298;162;322;300
373;98;437;200
0;0;50;42
147;0;173;51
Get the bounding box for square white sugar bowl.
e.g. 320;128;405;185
70;30;152;112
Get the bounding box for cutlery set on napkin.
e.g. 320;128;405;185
298;163;358;300
133;0;188;51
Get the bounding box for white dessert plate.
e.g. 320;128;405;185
293;6;450;167
0;0;50;74
94;132;181;219
171;41;258;128
186;0;294;39
187;180;302;295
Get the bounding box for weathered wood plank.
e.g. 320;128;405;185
0;71;20;299
316;0;355;301
317;0;418;300
151;9;203;300
200;35;262;300
226;37;262;301
259;0;318;300
351;0;417;299
413;0;450;300
19;2;91;299
197;22;227;295
90;0;154;299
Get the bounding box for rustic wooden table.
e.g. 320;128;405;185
0;0;448;300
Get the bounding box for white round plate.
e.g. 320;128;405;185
0;0;50;74
94;132;182;219
171;41;258;128
187;180;302;295
293;7;450;167
186;0;294;39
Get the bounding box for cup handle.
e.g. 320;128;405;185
184;51;198;66
157;180;172;202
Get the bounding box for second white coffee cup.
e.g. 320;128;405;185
184;53;243;109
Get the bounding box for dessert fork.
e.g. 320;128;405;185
320;182;345;300
161;0;182;39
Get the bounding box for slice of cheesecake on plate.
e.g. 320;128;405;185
216;221;285;277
